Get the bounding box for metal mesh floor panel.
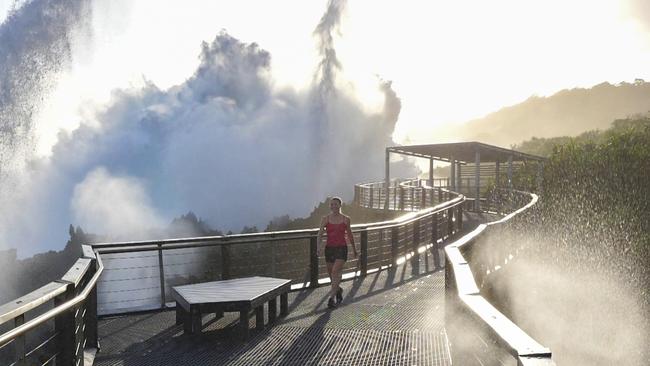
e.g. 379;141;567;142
95;253;452;365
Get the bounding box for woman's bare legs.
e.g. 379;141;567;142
329;259;345;300
326;261;334;283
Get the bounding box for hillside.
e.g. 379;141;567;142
449;80;650;147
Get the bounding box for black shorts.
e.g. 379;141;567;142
325;246;348;263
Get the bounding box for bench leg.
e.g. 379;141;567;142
280;293;288;317
240;309;250;340
268;298;277;323
190;307;201;334
255;305;264;330
182;308;192;334
176;305;185;325
215;309;224;320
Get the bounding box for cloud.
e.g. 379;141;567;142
0;0;416;257
71;167;164;238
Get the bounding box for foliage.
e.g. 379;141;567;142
457;81;650;147
513;114;650;157
516;116;650;308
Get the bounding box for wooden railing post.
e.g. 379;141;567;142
14;315;25;366
54;282;75;366
399;187;405;210
86;267;98;349
310;236;319;288
360;230;368;276
421;188;426;208
53;258;92;366
391;227;399;266
447;208;454;237
221;243;231;280
157;243;166;308
369;187;374;208
412;219;420;274
432;213;441;268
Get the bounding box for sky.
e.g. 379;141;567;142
1;0;647;156
1;0;650;256
19;0;650;154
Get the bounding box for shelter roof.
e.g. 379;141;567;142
387;142;546;164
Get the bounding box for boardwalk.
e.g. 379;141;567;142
92;212;515;366
95;254;451;366
0;145;553;366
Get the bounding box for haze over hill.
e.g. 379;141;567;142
444;81;650;147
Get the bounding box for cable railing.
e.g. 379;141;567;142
354;177;524;215
354;178;450;211
0;186;465;366
359;181;555;364
92;187;463;315
0;179;553;366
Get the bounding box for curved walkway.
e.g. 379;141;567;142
95;253;449;366
93;212;512;366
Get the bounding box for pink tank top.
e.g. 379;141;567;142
325;220;347;247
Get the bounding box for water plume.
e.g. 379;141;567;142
0;0;92;255
507;257;647;366
313;0;345;100
471;204;649;365
71;167;164;238
0;1;416;256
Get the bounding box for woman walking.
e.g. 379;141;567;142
317;197;358;309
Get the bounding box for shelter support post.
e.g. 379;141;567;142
450;155;456;191
429;158;433;187
457;163;462;195
475;150;481;211
508;155;513;192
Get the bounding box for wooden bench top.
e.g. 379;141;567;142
172;276;291;305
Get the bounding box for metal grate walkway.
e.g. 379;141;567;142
94;252;451;366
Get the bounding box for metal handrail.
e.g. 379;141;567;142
0;251;103;348
444;189;555;365
355;179;450;212
93;198;464;256
91;190;463;253
0;181;528;363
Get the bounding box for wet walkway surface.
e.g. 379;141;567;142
94;252;450;366
93;212;513;366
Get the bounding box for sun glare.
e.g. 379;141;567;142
336;0;649;144
27;0;650;155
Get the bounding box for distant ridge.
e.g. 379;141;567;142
451;81;650;147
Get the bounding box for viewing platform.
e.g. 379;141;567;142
0;142;554;366
93;215;512;366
